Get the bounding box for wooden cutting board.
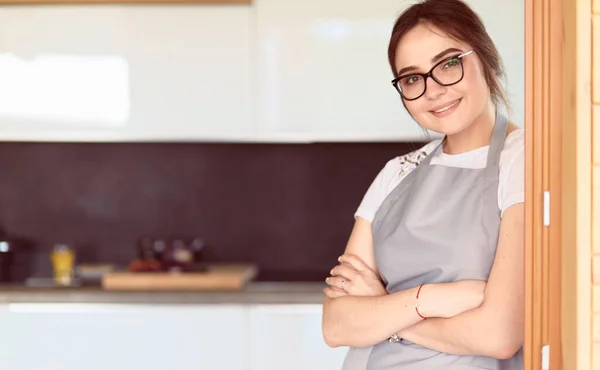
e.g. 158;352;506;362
101;263;258;291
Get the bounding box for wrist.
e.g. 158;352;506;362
414;283;431;319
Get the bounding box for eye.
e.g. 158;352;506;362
402;75;422;85
442;57;460;69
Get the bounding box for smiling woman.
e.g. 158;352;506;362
321;0;525;369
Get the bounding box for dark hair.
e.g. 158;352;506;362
388;0;508;110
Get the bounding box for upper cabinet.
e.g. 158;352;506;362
254;0;525;142
0;5;254;142
0;0;250;5
254;0;425;142
0;0;524;143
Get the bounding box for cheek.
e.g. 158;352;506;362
452;68;489;107
404;100;427;117
462;62;489;96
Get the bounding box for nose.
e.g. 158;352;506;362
423;75;447;100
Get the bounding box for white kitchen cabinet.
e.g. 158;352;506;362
254;0;425;142
254;0;525;142
0;302;346;370
0;1;524;143
0;5;253;142
0;303;249;370
248;304;348;370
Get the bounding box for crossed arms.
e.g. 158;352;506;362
321;203;524;360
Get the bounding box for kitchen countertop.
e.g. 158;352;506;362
0;282;327;305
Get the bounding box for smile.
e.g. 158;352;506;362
430;98;462;117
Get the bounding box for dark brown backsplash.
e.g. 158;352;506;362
0;141;424;282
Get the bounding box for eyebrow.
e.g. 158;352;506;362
396;47;464;77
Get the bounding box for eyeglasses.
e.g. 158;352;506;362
391;50;473;101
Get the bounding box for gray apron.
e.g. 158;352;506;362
342;112;522;370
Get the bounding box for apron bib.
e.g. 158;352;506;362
342;112;523;370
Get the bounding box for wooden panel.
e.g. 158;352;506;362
595;165;600;253
595;285;600;312
0;0;251;3
525;0;543;368
594;313;600;341
595;17;600;104
561;0;593;369
548;0;564;368
595;106;600;164
595;256;600;283
527;0;565;367
595;343;600;370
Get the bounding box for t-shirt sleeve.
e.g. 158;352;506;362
498;137;525;217
354;158;400;222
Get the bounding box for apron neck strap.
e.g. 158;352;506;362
421;110;509;167
486;110;509;168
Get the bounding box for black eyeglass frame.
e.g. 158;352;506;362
391;50;474;101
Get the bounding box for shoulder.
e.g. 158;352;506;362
498;128;525;214
354;140;439;222
382;140;440;181
499;128;524;171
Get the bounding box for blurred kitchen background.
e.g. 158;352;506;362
0;0;524;369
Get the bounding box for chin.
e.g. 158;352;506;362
419;116;470;137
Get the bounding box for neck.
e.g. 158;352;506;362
443;102;496;155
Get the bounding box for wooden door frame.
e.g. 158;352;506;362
524;0;557;367
525;0;593;369
558;0;593;368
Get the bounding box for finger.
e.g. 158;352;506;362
330;264;358;280
324;287;347;299
326;276;349;290
338;254;370;272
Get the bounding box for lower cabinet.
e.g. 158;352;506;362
0;303;348;370
0;303;250;370
248;304;348;370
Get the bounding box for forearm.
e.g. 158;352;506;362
399;308;488;356
401;205;526;359
322;287;423;348
399;303;522;359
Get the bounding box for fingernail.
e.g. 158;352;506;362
325;277;329;282
337;256;341;261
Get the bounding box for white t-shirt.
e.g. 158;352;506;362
355;129;525;222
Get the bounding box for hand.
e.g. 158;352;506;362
418;280;486;319
324;254;387;299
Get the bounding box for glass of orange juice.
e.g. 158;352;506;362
51;244;75;286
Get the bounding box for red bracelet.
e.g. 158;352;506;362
415;284;427;320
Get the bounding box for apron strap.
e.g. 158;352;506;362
486;110;509;168
420;109;509;167
420;138;444;165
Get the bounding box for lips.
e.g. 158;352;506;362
429;98;462;118
431;99;462;113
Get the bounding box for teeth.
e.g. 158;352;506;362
434;100;460;113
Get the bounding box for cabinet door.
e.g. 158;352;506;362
249;304;348;370
254;0;525;142
255;0;422;142
0;303;249;370
0;6;253;142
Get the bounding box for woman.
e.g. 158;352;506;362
321;0;524;369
